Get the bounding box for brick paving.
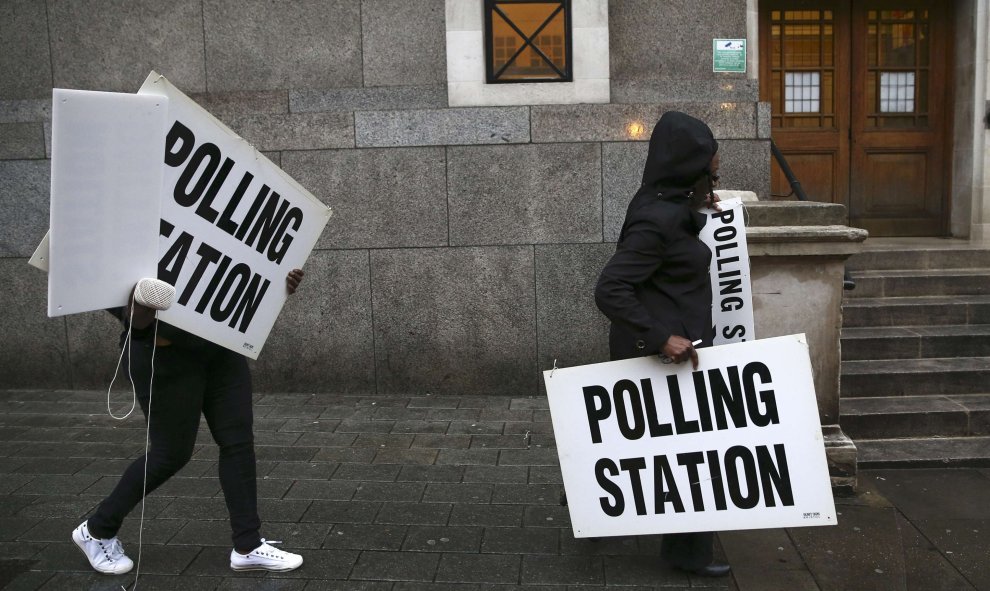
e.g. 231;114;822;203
0;389;987;590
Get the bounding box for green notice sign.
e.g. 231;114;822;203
713;39;747;73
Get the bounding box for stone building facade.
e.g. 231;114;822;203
1;0;987;397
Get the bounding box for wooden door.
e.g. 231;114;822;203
849;2;950;235
760;1;952;236
761;2;851;208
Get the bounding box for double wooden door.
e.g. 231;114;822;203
759;1;952;236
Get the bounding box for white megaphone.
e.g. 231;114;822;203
132;278;175;311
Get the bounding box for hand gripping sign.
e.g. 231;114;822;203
138;72;331;358
544;334;836;538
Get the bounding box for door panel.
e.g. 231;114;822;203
861;151;928;208
771;152;838;202
850;2;949;235
761;2;850;204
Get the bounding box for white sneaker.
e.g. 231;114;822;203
230;539;303;572
71;521;134;575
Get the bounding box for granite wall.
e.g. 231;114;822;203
0;0;768;395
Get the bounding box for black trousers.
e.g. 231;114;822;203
87;338;262;552
660;531;715;570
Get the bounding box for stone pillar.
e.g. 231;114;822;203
744;201;868;494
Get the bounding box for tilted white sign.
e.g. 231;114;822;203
138;72;331;359
700;198;754;345
48;89;166;317
544;334;836;538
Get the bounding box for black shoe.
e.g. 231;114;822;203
684;562;731;577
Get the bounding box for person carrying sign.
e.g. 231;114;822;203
594;111;730;578
72;270;306;575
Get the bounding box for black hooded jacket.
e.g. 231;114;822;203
595;111;718;360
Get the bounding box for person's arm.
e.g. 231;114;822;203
595;219;699;368
109;269;304;341
595;218;674;349
126;268;303;330
125;300;156;330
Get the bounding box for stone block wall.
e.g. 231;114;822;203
0;0;768;395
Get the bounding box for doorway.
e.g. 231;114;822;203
759;1;953;236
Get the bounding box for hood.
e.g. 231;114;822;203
641;111;718;191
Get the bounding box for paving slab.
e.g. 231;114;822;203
0;391;986;590
904;516;989;590
324;523;407;552
787;503;909;591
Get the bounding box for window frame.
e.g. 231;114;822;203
444;0;609;107
483;0;574;84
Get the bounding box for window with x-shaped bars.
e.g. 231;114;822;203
485;0;572;83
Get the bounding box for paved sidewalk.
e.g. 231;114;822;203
0;389;986;590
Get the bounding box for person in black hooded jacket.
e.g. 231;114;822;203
594;111;730;578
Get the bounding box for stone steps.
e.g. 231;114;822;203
839;243;990;469
842;294;990;327
846;247;990;271
841;356;990;397
846;268;990;298
841;324;990;360
839;393;990;439
855;436;990;468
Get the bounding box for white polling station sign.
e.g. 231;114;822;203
48;88;166;317
29;230;50;273
700;198;754;345
137;71;331;359
544;334;836;538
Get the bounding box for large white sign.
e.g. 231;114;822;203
701;198;754;345
138;72;331;359
48;89;166;317
544;334;836;538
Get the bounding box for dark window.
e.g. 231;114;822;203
484;0;572;83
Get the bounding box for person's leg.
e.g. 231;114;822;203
660;532;714;570
202;348;303;572
76;340;206;574
86;342;206;539
200;349;261;553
